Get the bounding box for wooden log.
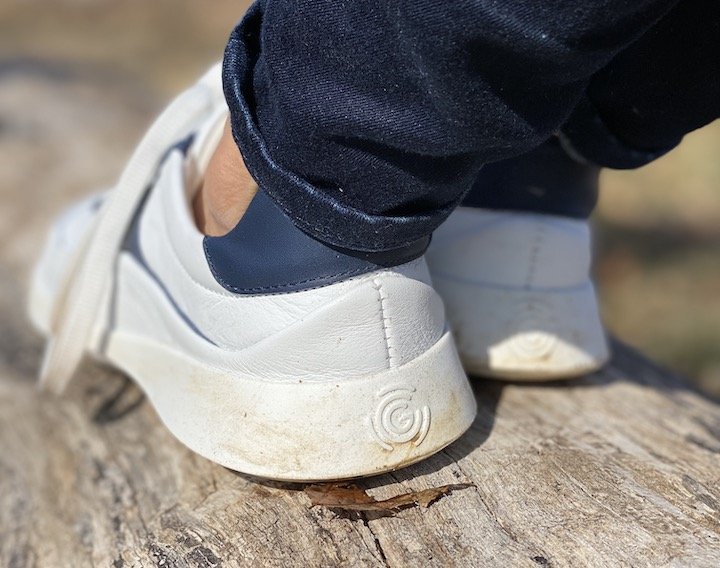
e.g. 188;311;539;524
2;325;720;568
2;63;719;568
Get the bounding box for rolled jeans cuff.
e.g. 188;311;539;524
221;5;444;253
559;97;678;170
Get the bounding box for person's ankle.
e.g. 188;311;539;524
194;120;258;236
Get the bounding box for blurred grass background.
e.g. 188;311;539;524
1;0;718;395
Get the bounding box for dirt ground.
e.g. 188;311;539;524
1;0;718;394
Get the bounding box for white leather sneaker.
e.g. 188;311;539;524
29;63;476;481
427;208;610;380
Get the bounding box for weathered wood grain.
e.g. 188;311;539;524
1;63;719;568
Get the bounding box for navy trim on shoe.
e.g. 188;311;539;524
203;190;430;295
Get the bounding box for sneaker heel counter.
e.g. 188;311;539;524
370;269;447;369
239;264;445;380
509;214;592;289
429;211;592;289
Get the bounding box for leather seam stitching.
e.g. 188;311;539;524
373;277;395;368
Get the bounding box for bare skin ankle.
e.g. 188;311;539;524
194;120;258;236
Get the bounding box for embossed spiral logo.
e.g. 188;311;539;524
508;299;558;361
371;385;431;451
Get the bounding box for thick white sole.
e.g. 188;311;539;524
102;330;474;481
432;275;609;380
29;255;476;482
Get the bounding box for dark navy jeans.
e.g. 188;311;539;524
223;0;719;251
467;0;720;219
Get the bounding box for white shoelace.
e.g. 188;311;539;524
39;63;223;394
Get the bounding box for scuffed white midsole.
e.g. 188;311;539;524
104;329;474;481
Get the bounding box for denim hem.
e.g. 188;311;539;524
221;4;445;253
559;97;677;170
